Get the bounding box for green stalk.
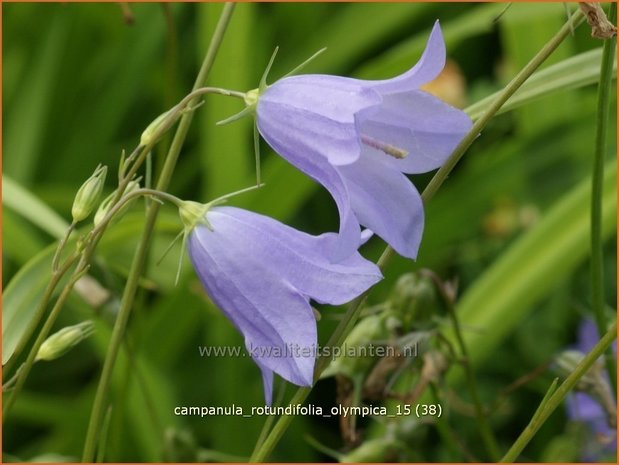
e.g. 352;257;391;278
443;288;500;460
3;254;77;376
2;264;85;417
249;10;585;462
2;186;156;418
81;4;236;461
590;2;616;394
501;321;617;462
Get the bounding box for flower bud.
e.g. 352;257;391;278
72;165;107;222
35;321;95;362
140;108;178;147
389;272;438;331
94;180;140;227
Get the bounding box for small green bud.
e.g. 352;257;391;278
72;165;107;222
140;108;178;147
94;180;140;227
35;321;95;362
389;272;438;330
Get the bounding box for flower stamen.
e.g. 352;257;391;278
360;134;409;159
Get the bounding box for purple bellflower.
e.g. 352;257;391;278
245;22;472;260
179;201;382;405
565;319;617;461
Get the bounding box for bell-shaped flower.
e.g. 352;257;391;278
180;202;382;405
251;22;472;260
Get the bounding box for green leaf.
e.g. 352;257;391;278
3;10;69;184
499;4;573;135
2;175;68;238
466;48;616;121
448;158;617;366
2;244;58;365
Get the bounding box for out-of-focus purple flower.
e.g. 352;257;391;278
182;205;382;404
252;22;472;260
565;319;617;461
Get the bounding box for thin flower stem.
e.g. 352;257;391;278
51;221;76;272
3;193;197;419
3;261;90;417
81;3;236;461
249;10;585;462
500;321;617;462
440;284;501;461
590;2;617;394
2;254;78;377
2;64;232;416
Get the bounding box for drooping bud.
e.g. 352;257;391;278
94;180;140;227
71;165;107;222
35;321;95;362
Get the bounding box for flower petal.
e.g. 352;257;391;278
369;21;445;93
256;116;362;261
258;76;381;165
205;207;382;306
255;361;274;405
188;225;316;389
338;155;424;259
356;90;472;174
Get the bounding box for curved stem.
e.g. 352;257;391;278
81;3;237;461
590;1;617;394
249;10;585;462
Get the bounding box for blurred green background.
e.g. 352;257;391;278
2;2;616;462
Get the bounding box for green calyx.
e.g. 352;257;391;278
244;88;260;108
179;200;213;233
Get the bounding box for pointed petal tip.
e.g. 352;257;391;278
369;20;445;93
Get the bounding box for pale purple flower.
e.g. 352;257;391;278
254;22;472;260
185;206;382;404
566;319;617;461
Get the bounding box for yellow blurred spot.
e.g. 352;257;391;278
420;60;467;108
